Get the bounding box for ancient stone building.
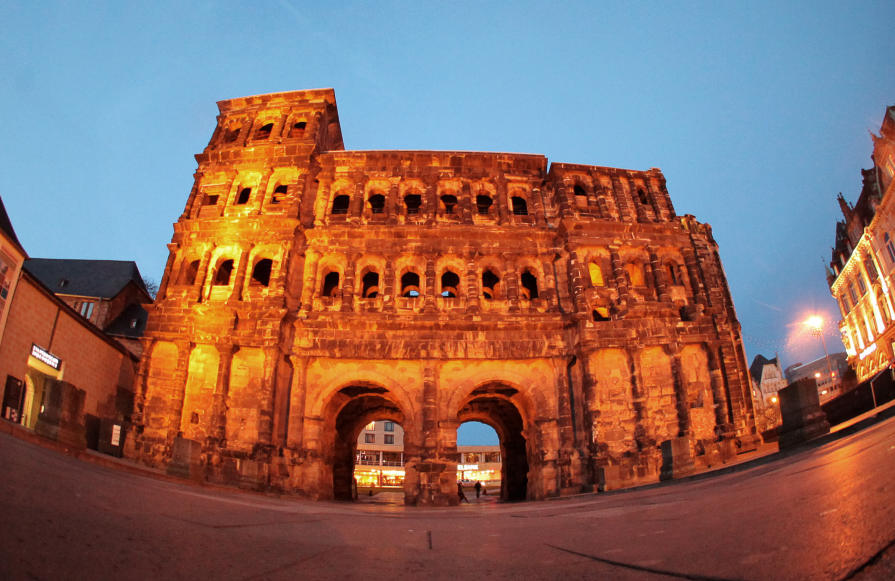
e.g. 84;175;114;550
131;88;756;504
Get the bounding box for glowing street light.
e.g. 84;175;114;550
805;315;835;392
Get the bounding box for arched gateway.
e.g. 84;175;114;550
129;89;758;504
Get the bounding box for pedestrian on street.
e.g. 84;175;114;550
457;482;469;503
474;481;482;498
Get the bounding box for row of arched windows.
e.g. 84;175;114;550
330;191;530;217
174;256;274;291
318;266;540;301
219;118;308;145
201;183;292;209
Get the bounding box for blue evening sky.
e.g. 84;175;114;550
1;2;893;446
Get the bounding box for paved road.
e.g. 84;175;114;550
1;419;894;581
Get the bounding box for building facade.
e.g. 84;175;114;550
132;89;756;505
784;353;849;404
829;106;895;382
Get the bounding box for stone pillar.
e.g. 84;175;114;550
645;180;664;221
649;249;671;302
495;175;509;224
611;174;634;223
540;256;559;311
423;257;437;313
504;257;520;313
168;341;194;445
312;178;330;227
193;249;213;303
609;246;629;312
566;249;589;316
286;355;307;449
386;182;399;225
256;349;278;448
460;182;474;224
210;344;237;445
777;378;830;449
424;177;438;225
229;248;251;302
669;349;691;437
382;258;396;312
340;253;357;312
256;169;273;214
707;345;733;434
298;252;319;317
349;179;365;220
465;252;480;313
408;365;455;505
557;179;573;217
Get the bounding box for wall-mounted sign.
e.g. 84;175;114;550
457;464;479;471
31;344;61;370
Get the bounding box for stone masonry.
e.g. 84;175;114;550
131;89;757;505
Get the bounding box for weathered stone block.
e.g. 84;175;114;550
660;437;694;480
166;437;204;481
777;378;830;449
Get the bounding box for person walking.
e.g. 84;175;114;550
457;482;469;503
474;481;482;499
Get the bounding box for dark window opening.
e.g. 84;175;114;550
482;270;500;300
364;433;375;444
180;260;200;285
255;123;273;139
251;259;272;286
476;195;493;215
679;306;692;322
289;121;307;137
384;421;395;432
441;271;460;297
574;185;587;197
667;264;678;285
322;271;340;297
223;126;240;143
511;196;528;215
441;194;458;214
369;194;386;214
401;272;421;298
384;434;395;445
404;194;422;215
574;185;588;208
204;194;219;206
272;184;288;204
520;270;539;300
362;271;380;298
214;260;234;286
637;188;649;205
236;188;251;205
331;194;350;215
592;308;610;322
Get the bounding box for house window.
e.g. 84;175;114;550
857;277;866;295
364;433;375;444
79;301;95;319
574;185;588;207
179;260;200;285
289;121;306;137
886;233;895;264
331;194;350;215
511;196;528;215
637;188;650;205
384;434;395;445
223;125;240;143
384;421;394;432
667;264;679;284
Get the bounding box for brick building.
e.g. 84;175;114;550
133;89;757;504
829;106;895;381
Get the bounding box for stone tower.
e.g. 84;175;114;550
132;89;757;504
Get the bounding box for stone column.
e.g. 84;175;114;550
168;341;194;445
193;249;213;303
382;258;396;312
540;256;559;311
210;344;237;447
423;257;437;313
298;252;319;317
340;253;357;312
504;257;520;313
495;175;509;224
350;179;366;221
424;177;438;225
256;349;278;449
286;354;307;450
609;246;629;312
256;169;273;214
865;244;895;320
566;249;589;316
229;248;251;302
706;345;732;433
668;348;691;437
557;179;573;217
460;182;474;224
649;249;671;302
386;182;400;225
611;174;634;223
465;252;480;313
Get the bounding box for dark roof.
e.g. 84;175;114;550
23;258;148;299
0;196;26;257
103;302;149;338
749;354;777;383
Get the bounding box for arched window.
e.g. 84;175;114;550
404;194;422;215
511;196;528;215
223;125;240;143
441;271;460;297
401;272;421;297
255;123;273;139
574;185;588;208
625;263;645;287
637;188;649;205
368;194;386;214
476;195;493;215
588;263;604;287
322;271;340;297
179;260;200;285
520;270;539;300
592;307;610;322
667;264;679;285
331;194;350;215
289;121;306;137
362;271;379;298
236;188;251;205
214;260;234;286
441;194;458;214
272;184;288;204
482;270;500;300
251;259;272;287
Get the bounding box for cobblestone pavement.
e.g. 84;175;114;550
1;417;894;580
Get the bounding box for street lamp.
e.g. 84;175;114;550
805;315;835;394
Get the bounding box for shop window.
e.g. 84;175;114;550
236;188;251;205
331;195;350;215
368;193;386;214
441;194;458;214
214;260;234;286
384;421;394;432
520;270;539;300
511;196;528;215
482;270;500;299
271;184;288;204
251;259;272;286
405;193;422;215
384;434;395;445
588;263;604;287
362;271;380;298
364;433;375;444
255;123;273;139
476;195;493;215
203;194;219;206
401;272;421;297
441;271;460;297
322;271;340;297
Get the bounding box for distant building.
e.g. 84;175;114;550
24;259;152;358
828;105;895;382
354;420;500;488
749;354;788;406
785;353;850;404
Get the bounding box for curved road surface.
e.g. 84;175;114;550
1;418;894;580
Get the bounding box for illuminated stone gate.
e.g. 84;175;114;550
131;89;757;505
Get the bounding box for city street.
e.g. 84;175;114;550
1;419;894;580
